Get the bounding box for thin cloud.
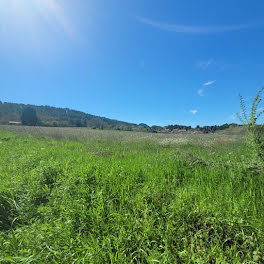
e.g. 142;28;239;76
257;107;264;113
190;110;198;115
197;89;204;96
139;59;145;68
136;16;251;34
196;59;213;70
33;0;73;37
227;113;237;122
204;80;216;86
197;81;215;96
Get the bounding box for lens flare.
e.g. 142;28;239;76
0;0;72;41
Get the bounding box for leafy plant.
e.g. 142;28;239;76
237;87;264;163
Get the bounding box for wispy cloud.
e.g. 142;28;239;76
190;109;198;115
227;113;237;122
196;59;213;70
197;81;215;96
136;16;250;34
34;0;73;37
197;89;204;96
204;80;216;86
257;107;264;113
139;59;145;68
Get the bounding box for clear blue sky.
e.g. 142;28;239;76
1;0;264;126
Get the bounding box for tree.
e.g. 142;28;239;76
21;107;38;126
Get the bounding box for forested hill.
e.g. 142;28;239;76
0;101;141;131
0;101;239;133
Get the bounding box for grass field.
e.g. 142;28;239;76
0;125;264;263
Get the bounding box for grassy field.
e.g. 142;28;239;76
0;125;264;263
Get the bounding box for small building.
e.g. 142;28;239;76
8;121;22;126
172;129;187;134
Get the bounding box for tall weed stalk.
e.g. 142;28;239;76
237;87;264;164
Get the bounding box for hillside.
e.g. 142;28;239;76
0;101;147;131
215;124;248;136
0;101;240;133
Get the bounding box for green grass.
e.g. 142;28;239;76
215;125;248;136
0;126;264;263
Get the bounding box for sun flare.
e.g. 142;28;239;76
0;0;72;40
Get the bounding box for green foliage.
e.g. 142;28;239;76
21;107;38;126
0;128;264;263
238;87;264;164
0;102;141;131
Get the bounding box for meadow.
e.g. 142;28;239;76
0;125;263;263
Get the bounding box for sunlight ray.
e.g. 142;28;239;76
0;0;72;38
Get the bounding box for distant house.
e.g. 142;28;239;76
172;129;187;134
8;121;22;125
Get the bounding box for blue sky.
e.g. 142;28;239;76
1;0;264;127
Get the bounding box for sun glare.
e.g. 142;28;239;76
0;0;72;42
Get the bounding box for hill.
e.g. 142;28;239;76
0;101;149;131
0;101;240;133
215;124;248;136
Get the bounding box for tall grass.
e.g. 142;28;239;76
0;128;263;263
